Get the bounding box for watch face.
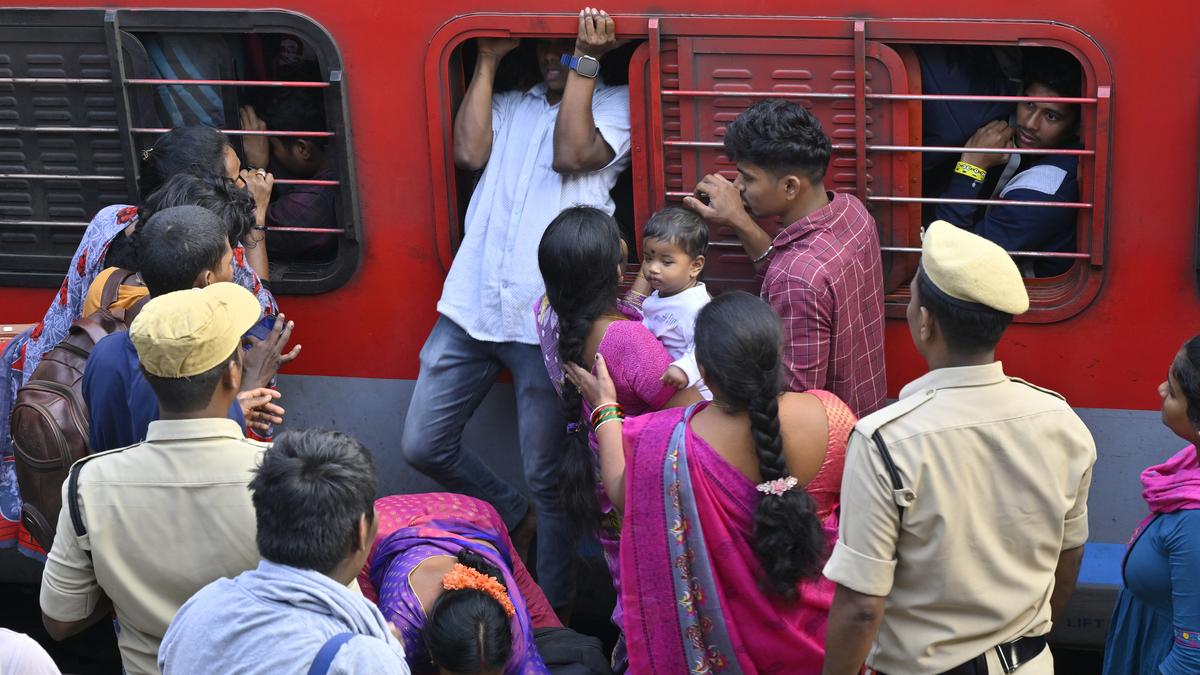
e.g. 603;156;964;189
577;55;601;78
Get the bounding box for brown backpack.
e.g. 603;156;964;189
11;269;146;550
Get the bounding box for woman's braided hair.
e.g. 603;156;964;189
694;292;826;598
537;206;624;533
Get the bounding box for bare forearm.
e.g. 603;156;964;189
453;56;500;170
595;420;626;511
1050;546;1084;621
823;585;885;675
552;69;611;173
730;215;774;270
245;210;270;280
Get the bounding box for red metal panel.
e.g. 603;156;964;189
642;34;912;295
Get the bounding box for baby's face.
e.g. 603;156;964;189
641;237;703;297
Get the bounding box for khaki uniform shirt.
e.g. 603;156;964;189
40;418;266;675
823;362;1095;675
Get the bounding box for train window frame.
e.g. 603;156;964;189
425;14;1111;323
0;8;361;294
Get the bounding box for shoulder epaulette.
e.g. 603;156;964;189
853;387;938;439
1007;376;1067;401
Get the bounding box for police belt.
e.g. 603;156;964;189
867;634;1047;675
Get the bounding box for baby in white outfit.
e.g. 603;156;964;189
628;207;712;399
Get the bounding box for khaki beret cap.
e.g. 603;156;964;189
130;283;262;378
921;221;1030;315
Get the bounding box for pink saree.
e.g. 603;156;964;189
620;402;838;674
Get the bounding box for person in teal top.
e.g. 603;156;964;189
1103;335;1200;674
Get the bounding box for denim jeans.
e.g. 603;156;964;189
401;315;574;608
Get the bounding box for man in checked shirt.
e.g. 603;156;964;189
684;99;887;416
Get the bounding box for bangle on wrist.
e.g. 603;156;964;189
751;245;774;264
954;161;988;183
594;416;624;433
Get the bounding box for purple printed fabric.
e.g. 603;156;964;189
368;526;550;674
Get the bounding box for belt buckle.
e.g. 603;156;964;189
993;637;1037;674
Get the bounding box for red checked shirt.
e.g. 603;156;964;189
760;192;886;416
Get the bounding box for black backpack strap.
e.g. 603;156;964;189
871;430;910;522
67;460;87;538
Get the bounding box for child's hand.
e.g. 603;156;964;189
660;365;689;390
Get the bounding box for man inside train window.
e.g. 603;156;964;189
401;7;631;619
240;87;339;262
935;48;1082;277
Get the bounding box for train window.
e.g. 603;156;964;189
426;16;1111;321
0;9;359;294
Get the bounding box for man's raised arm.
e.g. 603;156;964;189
453;37;519;171
553;8;618;174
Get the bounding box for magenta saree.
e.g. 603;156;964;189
620;403;836;674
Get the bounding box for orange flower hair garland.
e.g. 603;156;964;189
441;563;516;618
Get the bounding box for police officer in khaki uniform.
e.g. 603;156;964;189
822;221;1096;675
40;283;268;675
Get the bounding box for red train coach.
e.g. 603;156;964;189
0;0;1193;651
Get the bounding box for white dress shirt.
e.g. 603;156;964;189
438;81;632;344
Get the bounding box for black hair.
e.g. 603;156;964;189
694;292;826;598
723;99;833;182
248;429;378;575
142;347;239;413
136;205;230;297
424;549;513;673
537;206;624;533
263;88;329;150
137;126;232;200
916;268;1014;354
1022;47;1083;122
1022;47;1083;99
643;207;709;259
1171;336;1200;427
139;172;258;249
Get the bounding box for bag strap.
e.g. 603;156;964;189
870;430;907;522
67;461;87;538
98;268;138;311
306;633;356;675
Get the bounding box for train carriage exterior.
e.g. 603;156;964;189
0;0;1194;652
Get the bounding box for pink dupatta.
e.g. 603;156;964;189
620;403;835;674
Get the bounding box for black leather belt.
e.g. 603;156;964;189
867;635;1048;675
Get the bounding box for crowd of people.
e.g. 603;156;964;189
0;7;1197;675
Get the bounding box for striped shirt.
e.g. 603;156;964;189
761;192;886;416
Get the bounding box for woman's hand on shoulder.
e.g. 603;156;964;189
564;353;618;408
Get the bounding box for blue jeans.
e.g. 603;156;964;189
401;315;574;608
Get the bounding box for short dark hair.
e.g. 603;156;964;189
138;125;232;200
263;88;328;150
916;269;1014;353
249;429;377;575
140;172;257;248
424;549;513;672
136;204;230;297
1172;336;1200;427
142;348;239;413
643;207;708;258
723;99;833;181
1022;47;1083;99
